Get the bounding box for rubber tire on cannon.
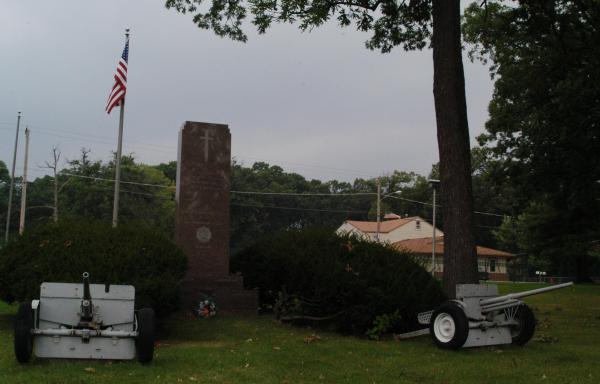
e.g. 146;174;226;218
136;308;155;363
429;302;469;350
509;304;536;346
14;302;34;363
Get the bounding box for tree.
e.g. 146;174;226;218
0;161;8;184
230;161;364;252
166;0;479;295
154;161;177;183
463;1;600;281
42;147;62;222
22;150;176;235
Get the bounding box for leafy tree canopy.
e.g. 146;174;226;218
0;161;8;185
463;0;600;280
165;0;432;52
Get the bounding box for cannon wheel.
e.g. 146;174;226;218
509;304;536;346
430;302;469;350
14;302;34;363
136;308;155;363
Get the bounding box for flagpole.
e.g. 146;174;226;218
4;112;21;243
112;29;129;228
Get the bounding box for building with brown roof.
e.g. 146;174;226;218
337;214;514;281
393;237;514;281
336;216;441;244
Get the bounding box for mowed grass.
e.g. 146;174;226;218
1;283;599;383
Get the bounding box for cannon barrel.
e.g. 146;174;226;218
81;272;94;320
82;272;91;301
479;282;573;307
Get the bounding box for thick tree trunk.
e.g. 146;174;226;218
432;0;478;297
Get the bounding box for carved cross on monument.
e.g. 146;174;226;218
200;129;213;162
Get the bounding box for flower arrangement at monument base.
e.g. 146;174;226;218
195;294;217;318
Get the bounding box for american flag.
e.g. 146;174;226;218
105;38;129;114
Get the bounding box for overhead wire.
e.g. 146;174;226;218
20;167;509;218
2;124;380;179
385;194;508;218
3;123;511;218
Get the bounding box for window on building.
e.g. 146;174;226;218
416;220;421;230
490;258;497;272
477;259;486;272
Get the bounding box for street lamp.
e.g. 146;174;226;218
428;179;440;276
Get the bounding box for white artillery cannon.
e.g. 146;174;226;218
417;282;573;349
14;272;155;363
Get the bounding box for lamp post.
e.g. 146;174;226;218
428;179;440;276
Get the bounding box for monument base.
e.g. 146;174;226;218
182;276;258;313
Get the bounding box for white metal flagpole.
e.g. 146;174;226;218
111;29;129;228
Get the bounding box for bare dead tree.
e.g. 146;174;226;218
43;147;61;223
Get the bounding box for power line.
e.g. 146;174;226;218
384;194;433;206
4;124;381;179
473;210;506;218
232;202;367;214
58;172;174;189
20;168;510;218
232;191;375;197
26;127;175;155
24;124;174;152
33;168;378;195
385;194;509;218
234;154;376;178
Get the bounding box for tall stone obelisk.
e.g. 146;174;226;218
175;121;257;312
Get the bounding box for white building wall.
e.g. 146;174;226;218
382;218;444;243
423;256;507;274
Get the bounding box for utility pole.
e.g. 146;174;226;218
19;128;30;235
376;178;381;242
4;112;21;243
429;179;440;275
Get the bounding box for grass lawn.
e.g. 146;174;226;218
1;283;599;383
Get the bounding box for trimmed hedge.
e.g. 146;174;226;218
232;228;445;336
0;220;187;317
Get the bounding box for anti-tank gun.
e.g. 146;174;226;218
14;272;155;363
416;282;573;349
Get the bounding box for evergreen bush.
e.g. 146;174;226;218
232;228;445;336
0;220;187;317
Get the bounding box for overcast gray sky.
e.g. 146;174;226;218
0;0;492;182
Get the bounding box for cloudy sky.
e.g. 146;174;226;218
0;0;493;182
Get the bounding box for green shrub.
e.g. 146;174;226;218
232;228;445;336
0;220;187;317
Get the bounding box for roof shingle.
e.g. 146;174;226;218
393;237;514;258
345;217;416;233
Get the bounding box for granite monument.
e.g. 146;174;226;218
175;121;257;312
